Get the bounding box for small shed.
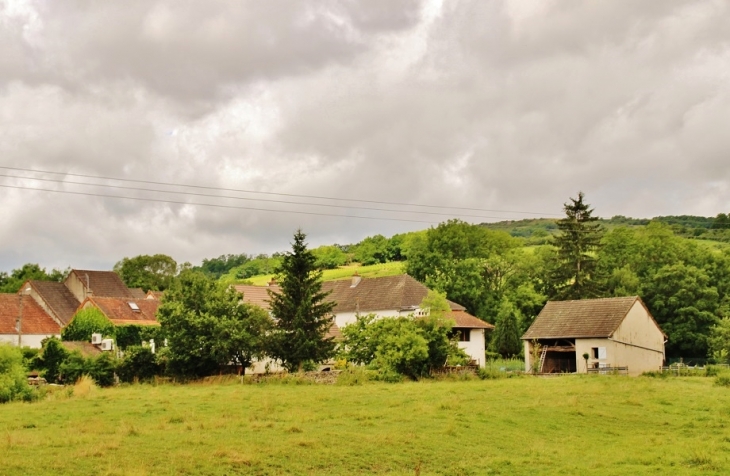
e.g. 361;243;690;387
522;296;666;376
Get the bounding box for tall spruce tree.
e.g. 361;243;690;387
551;192;605;300
268;230;336;372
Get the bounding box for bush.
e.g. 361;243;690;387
0;344;36;403
62;308;114;342
59;351;90;384
115;325;164;350
90;353;117;387
477;368;508;380
335;368;375;386
715;374;730;387
705;365;725;377
36;337;69;383
117;346;160;383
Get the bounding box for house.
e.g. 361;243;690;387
234;274;493;368
522;296;666;376
0;294;61;348
76;297;160;327
7;269;157;346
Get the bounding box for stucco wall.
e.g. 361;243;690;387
64;273;87;302
0;333;59;348
457;329;485;367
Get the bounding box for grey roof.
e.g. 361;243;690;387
522;296;657;340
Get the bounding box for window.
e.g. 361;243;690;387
451;329;470;342
127;302;140;312
592;347;599;359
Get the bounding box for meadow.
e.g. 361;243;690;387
1;376;729;475
240;262;405;286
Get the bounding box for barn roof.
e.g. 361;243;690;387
81;297;160;326
27;280;81;326
522;296;657;340
70;270;135;299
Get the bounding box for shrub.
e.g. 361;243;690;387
90;353;117;387
715;374;730;387
478;367;508;380
59;351;90;384
336;368;375;386
62;308;114;342
0;344;36;403
705;365;724;377
36;337;69;383
115;325;165;350
117;346;160;383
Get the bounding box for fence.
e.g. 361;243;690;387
586;366;629;375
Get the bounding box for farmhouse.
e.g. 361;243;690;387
522;296;666;376
234;274;493;368
0;294;61;347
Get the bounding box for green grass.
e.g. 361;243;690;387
240;262;405;286
2;376;730;475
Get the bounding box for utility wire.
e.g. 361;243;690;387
0;165;560;216
0;173;528;221
0;183;438;224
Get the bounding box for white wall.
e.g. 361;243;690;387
457;329;485;367
0;333;59;349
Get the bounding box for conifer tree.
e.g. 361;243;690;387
551;192;605;300
490;300;522;357
268;230;336;372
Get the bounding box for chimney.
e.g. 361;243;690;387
85;273;93;298
351;272;362;288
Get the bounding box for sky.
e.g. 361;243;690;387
1;0;729;272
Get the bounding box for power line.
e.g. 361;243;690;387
0;173;528;221
0;165;560;216
0;183;439;224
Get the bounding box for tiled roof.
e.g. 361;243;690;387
522;296;644;340
71;270;135;298
29;280;81;326
83;297;160;326
146;291;163;300
449;310;494;329
233;285;275;309
322;275;466;313
129;288;147;299
326;322;343;341
0;294;61;334
61;341;103;357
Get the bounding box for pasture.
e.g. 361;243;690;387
1;375;729;475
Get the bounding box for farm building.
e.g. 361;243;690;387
522;296;666;376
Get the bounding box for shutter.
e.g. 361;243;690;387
598;347;607;359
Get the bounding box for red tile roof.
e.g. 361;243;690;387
449;310;494;329
522;296;660;340
82;297;160;326
70;270;135;298
129;288;147;299
28;280;80;326
61;341;103;357
0;294;61;334
232;285;276;309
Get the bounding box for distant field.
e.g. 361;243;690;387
2;376;729;475
241;262;405;286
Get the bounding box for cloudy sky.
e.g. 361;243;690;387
1;0;729;271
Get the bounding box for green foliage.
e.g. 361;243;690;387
335;367;375;386
113;254;178;292
714;373;730;387
62;307;115;342
353;235;389;265
232;254;283;280
158;269;272;378
490;300;522;357
550;192;605;300
20;347;40;372
90;353;117;387
708;318;730;363
312;245;349;269
339;311;463;380
406;219;518;319
36;337;69;383
268;230;336;372
58;351;89;384
117;346;160;383
195;254;250;279
643;263;719;357
0;344;36;403
115;325;164;350
0;263;66;293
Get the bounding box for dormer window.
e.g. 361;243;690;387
128;302;140;312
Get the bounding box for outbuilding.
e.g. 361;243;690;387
522;296;666;376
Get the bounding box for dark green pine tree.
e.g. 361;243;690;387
268;229;336;372
551;192;605;300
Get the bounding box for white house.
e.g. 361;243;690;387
0;293;61;348
522;296;666;376
234;274;493;370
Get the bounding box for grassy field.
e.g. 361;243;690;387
2;376;729;475
240;262;405;286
